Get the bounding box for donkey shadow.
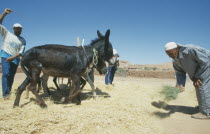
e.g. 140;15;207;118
40;86;110;104
81;87;111;100
151;101;199;118
19;85;111;107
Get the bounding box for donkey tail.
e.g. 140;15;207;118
20;61;31;79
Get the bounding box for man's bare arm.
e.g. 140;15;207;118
0;8;12;24
6;52;21;62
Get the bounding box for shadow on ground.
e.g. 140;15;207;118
41;85;110;104
151;101;199;118
17;84;110;107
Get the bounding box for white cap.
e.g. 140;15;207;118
13;23;22;28
113;49;119;57
165;42;177;51
113;49;117;55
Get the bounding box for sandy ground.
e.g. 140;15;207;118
0;73;209;134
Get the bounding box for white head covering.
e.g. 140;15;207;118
165;42;177;51
113;49;117;55
13;23;22;28
113;49;119;57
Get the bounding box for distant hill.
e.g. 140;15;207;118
113;60;175;78
119;61;173;71
0;60;175;78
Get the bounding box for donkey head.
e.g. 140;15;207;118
93;29;113;62
90;29;113;74
96;29;113;62
95;57;107;74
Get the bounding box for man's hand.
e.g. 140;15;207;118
0;8;12;24
4;8;12;14
6;57;14;62
193;79;202;88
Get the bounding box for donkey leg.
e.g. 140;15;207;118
80;77;86;90
37;77;42;93
29;86;47;108
69;83;75;96
28;69;47;108
53;77;61;90
63;76;81;104
68;81;81;104
75;91;81;105
25;88;30;99
68;77;77;96
26;73;42;99
84;73;96;99
14;77;30;107
41;74;50;96
61;78;64;84
67;78;71;87
61;83;76;103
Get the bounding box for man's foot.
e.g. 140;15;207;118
3;94;11;100
191;113;210;119
105;84;114;86
178;87;185;92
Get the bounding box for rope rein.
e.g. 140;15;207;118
92;48;98;66
82;46;98;68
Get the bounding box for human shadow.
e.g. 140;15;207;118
151;101;199;118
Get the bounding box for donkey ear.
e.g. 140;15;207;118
104;29;112;61
105;29;110;39
97;30;103;38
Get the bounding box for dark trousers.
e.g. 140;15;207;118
110;67;117;83
105;66;117;85
176;72;186;87
1;57;18;98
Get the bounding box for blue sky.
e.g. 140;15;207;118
1;0;210;64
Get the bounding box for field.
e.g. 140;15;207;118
0;73;210;134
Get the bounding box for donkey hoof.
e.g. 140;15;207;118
13;105;19;108
40;103;47;108
76;101;81;105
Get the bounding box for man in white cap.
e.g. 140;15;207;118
0;8;26;100
105;48;119;85
165;42;210;119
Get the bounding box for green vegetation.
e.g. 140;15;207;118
116;67;127;77
162;68;170;71
160;85;179;101
144;66;150;70
152;67;157;71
